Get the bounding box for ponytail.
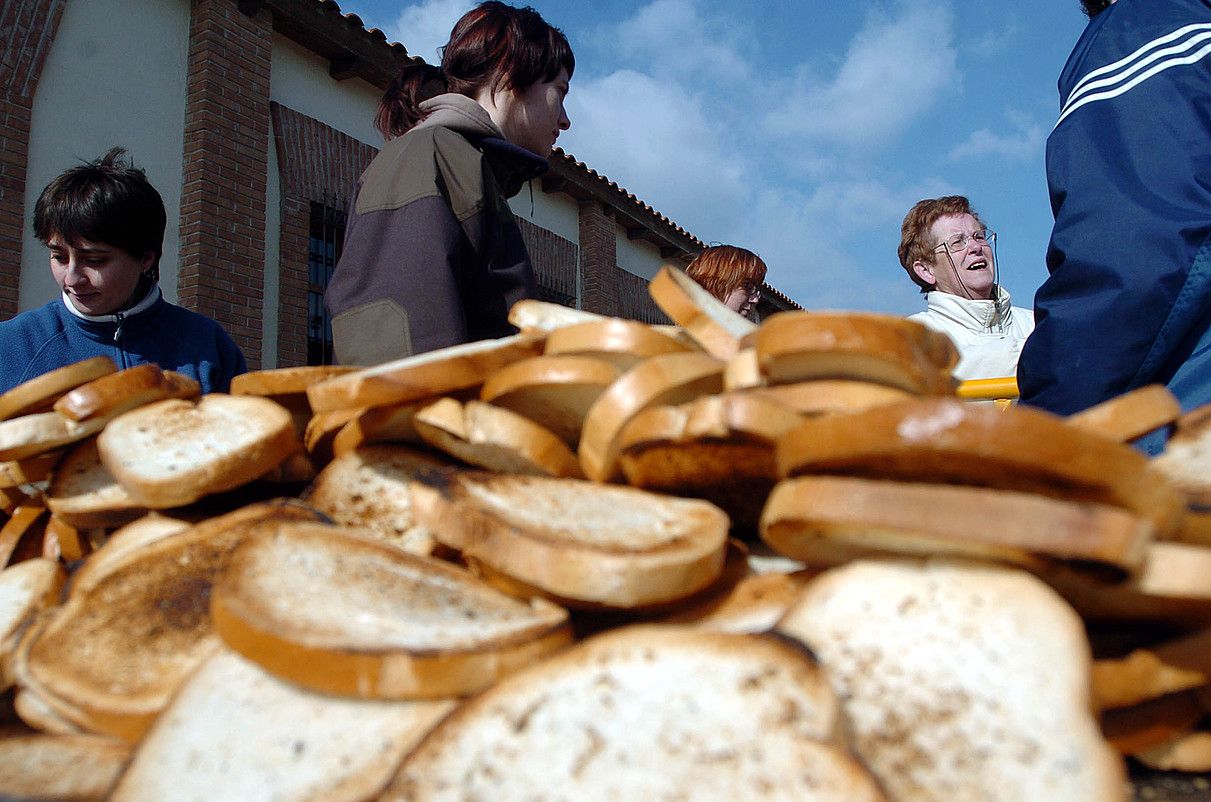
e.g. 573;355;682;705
375;61;448;139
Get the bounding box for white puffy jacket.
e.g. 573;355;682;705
909;288;1034;382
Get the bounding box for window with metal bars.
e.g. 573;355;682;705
307;203;345;365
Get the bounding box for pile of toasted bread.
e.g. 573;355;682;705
1;265;1209;801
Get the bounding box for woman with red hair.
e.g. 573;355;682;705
685;245;767;320
326;2;574;364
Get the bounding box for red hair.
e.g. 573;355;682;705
685;245;767;303
376;2;574;139
897;195;985;292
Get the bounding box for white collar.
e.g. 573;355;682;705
61;284;161;323
923;286;1013;332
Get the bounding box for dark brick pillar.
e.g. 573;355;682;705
578;200;619;317
178;0;272;367
0;0;66;319
269;102;377;367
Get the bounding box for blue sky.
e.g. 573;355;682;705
333;0;1091;315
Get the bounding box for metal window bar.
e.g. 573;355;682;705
307;203;345;366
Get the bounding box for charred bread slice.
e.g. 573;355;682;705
211;524;572;699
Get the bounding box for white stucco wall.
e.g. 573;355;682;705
270;34;383;148
509;183;579;245
20;0;190;310
616;231;671;280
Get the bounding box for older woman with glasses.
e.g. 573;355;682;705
897;195;1034;381
685;245;766;320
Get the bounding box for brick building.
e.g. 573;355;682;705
1;0;801;369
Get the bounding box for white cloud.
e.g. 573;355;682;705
612;0;751;85
766;3;958;149
947;119;1045;162
560;69;751;241
733;179;950;314
386;0;471;63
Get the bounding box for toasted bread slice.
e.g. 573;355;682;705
479;354;621;446
1045;542;1211;626
778;559;1126;802
410;471;730;608
110;649;453;802
543;318;694;372
658;570;813;633
0;357;116;422
414;398;582;478
0;733;131;801
330;400;427;457
1101;689;1205;757
1177;509;1211;546
303;406;362;466
1067;385;1181;443
0;506;48;568
13;686;84;735
306;333;544;414
230;365;357;397
22;501;328;741
762;476;1154;572
648;265;757;360
617;392;803;532
67;514;192;596
1133;729;1211;772
749;380;915;416
507;298;606;333
0;412;103;462
722;346;762;390
232;366;359;437
212;524;572;699
46;439;145;529
385;625;881;802
1151;406;1211;507
1092;628;1211;710
42;515;83;562
777;398;1185;537
303;446;450;556
0;559;64;690
755;311;958;394
578;351;724;482
97;395;299;508
52;364;200;423
8;615;97;735
0;452;63;489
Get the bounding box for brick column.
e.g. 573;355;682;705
0;0;65;319
269;102;377;366
277;195;310;367
578;200;619;317
178;0;272;367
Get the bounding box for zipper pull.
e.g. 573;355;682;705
113;312;124;343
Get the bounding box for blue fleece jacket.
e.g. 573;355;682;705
0;287;247;395
1018;0;1211;423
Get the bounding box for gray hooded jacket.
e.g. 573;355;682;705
325;94;546;364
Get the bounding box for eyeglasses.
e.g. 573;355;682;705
740;283;761;300
934;228;995;254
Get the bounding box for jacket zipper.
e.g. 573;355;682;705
113;312;130;368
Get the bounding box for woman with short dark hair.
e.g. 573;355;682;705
0;147;246;394
326;2;575;364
